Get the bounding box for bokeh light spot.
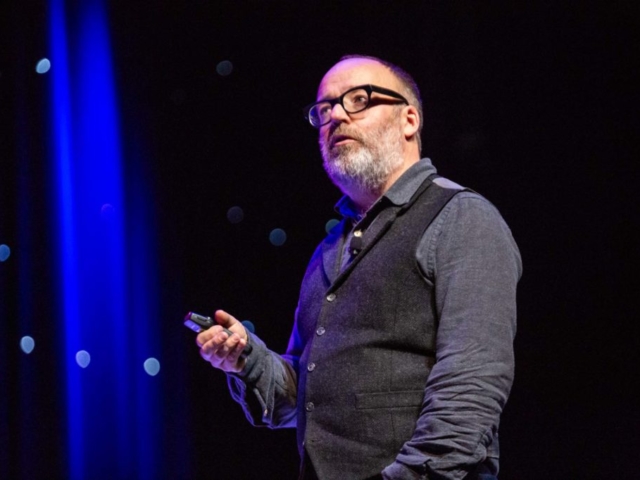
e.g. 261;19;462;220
325;218;340;233
227;206;244;224
0;244;10;262
216;60;233;76
36;58;51;74
241;320;255;334
144;358;161;376
76;350;91;368
20;336;35;354
269;228;287;246
101;203;115;220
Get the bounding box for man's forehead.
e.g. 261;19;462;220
317;58;397;100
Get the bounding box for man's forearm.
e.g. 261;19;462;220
227;332;298;429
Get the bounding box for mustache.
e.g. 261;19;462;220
326;126;364;148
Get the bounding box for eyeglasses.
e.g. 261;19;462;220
303;84;409;128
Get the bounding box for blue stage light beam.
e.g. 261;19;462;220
49;3;84;476
50;1;160;478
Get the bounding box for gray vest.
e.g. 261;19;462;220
295;179;461;480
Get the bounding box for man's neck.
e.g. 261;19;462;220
348;189;380;215
348;156;420;213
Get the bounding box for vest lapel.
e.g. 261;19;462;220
327;177;437;292
320;219;349;286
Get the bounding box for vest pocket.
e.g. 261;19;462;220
354;390;424;409
354;391;424;455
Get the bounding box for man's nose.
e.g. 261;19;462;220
329;102;350;124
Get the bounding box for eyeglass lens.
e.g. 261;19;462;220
309;87;370;127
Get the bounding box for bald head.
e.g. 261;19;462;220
318;55;423;152
319;58;402;98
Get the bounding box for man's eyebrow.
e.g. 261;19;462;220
316;85;359;103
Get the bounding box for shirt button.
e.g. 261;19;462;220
353;230;363;237
326;293;336;302
305;402;315;412
316;326;325;336
307;362;316;372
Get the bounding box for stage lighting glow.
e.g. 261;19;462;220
49;1;162;477
100;203;114;220
269;228;287;246
0;244;10;261
36;58;51;74
227;206;244;224
216;60;233;76
20;336;35;354
143;358;160;376
325;219;340;233
75;350;91;368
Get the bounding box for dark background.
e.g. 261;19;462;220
2;1;639;478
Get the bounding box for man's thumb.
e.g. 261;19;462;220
214;309;238;328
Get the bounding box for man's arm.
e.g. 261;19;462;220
226;329;300;429
383;193;522;480
197;309;301;429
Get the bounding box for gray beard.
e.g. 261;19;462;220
320;118;405;197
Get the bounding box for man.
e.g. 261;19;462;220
196;55;522;480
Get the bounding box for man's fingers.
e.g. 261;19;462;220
215;310;248;341
198;329;226;355
215;330;236;356
196;329;213;348
225;334;246;361
196;324;225;348
195;310;247;373
198;329;246;372
223;335;247;372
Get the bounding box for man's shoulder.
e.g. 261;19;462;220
432;176;465;191
430;184;517;250
430;177;496;211
425;178;512;234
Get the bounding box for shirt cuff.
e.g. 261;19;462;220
382;462;427;480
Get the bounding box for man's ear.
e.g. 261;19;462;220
403;105;420;141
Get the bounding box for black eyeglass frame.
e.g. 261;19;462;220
303;84;409;128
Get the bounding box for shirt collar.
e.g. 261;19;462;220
334;157;438;222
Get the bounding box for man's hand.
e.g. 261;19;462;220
196;309;248;373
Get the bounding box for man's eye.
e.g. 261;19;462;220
344;92;368;110
316;105;329;116
352;95;367;105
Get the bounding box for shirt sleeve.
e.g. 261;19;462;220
226;310;304;430
383;192;522;480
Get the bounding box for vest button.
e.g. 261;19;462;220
307;362;316;372
305;402;315;412
316;326;325;336
326;293;336;302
